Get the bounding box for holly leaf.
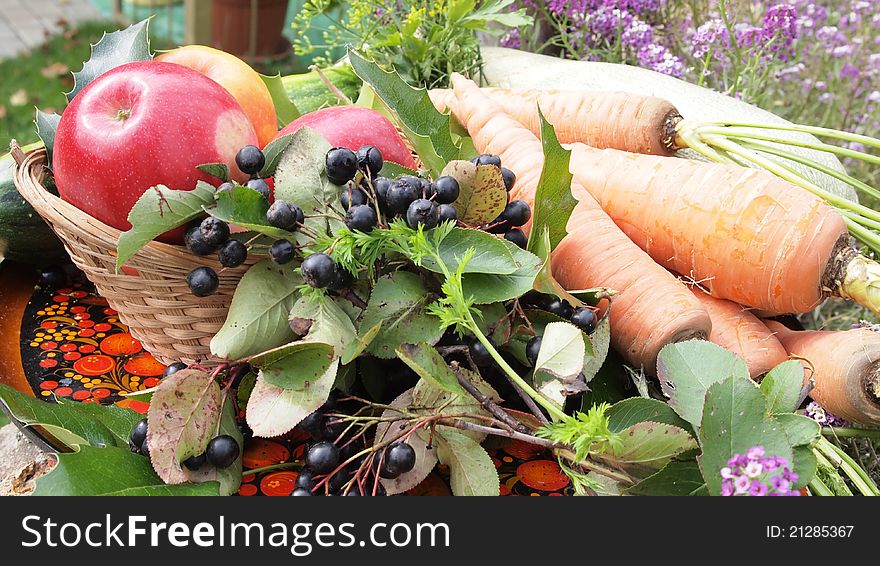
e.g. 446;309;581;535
33;445;219;496
259;73;300;128
35;110;61;166
360;271;444;358
527;108;576;253
250;340;335;389
606;397;692;434
181;394;243;496
341;321;383;364
440;160;508;226
760;360;805;415
613;422;698;470
116;182;216;271
396;342;466;395
656;340;750;432
211;261;302;359
461;237;542;303
207;185;298;240
288;294;357;357
436;428;499;496
67;19;152;102
247;359;338;438
376;389;439;495
196;163;230;182
260;133;295;178
146;369;222;486
421;227;516;275
624;460;706;496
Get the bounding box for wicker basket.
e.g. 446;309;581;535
12;147;257;365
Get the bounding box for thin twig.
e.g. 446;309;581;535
451;362;531;434
438;418;558;449
505;373;550;425
309;65;353;105
336;287;368;309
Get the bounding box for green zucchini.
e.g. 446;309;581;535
0;143;67;266
281;64;362;114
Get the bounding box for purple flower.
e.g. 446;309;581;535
500;28;522;49
841;62;861;79
749;480;769;496
771;475;791;492
719;445;800;496
691;19;730;59
747;446;765;460
721;480;734;496
734;475;751;494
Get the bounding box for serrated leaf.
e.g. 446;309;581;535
791;445;816;489
421;227;516;275
208;185;298;240
411;369;500;443
581;310;610;381
349;51;459;176
116;182;216;271
67;19;152;102
247;359;338;438
614;422;697;469
698;374;793;496
624;460;706;496
527;108;577;253
531;225;584;308
341;321;383;364
436;428;499;496
210;261;302;359
360;271;444;358
440;161;507;226
33;445;219;496
146;369;222;485
461;237;542;303
196;162;230;182
380;161;419;178
259;73;300;128
657;340;750;431
776;413;820;447
760;360;805;415
397;343;466;395
35;110;60;166
259;133;295;178
534;322;585;379
289;294;357;357
181;394;243;495
376;389;439;495
606;397;692;434
237;372;257;408
250;340;335;389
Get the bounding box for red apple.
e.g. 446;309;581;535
275;106;417;170
53;61;258;240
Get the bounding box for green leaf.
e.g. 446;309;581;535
251;340;335;389
341;321;383;364
606;397;692;434
381;161;420;178
260;73;300;127
67;19;152;102
760;360;805;414
698;375;793;496
435;428;499;496
0;410;9;428
0;383;140;448
259;133;295;178
181;394;243;496
360;271;444;359
116;182;216;271
247;359;338;438
35;110;60;167
272;126;338;234
376;389;439;495
656;340;750;431
237;372;257;408
34;445;218;496
211;261;302;359
196;162;230;182
581;311;610;381
349;51;460;176
461;238;542;304
528;109;576;253
146;369;222;486
288;294;357;357
411;370;500;443
440;161;508;226
624;460;707;496
208;185;298;239
534;322;587;408
530;226;584;308
614;422;698;469
396;343;466;395
421;227;516;275
447;0;477;23
581;355;633;409
776;413;820;447
791;445;817;489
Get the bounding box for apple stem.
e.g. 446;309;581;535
115;108;132;122
309;65;353;105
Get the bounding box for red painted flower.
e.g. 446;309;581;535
63;352;81;361
40;321;58;330
78;320;95;328
54;387;73;397
79;329;96;338
143;377;160;388
39;380;58;390
72;390;91;401
123;353;165;377
70;306;87;314
92;388;111;399
39;341;58;351
94;323;112;332
516;460;570;492
73;354;115;376
60;343;78;352
78;345;96;354
39;359;58;369
99;333;143;356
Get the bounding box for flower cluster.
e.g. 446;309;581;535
804;401;850;427
721;446;801;496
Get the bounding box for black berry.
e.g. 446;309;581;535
269;239;295;264
217;181;235;193
182;452;206;471
299;411;324;439
384;442;416;474
187;266;219;297
305;441;340;475
420;178;433;199
295;469;315;491
290;488;313;496
526;335;542;367
326;147;358;185
433;176;460;204
503;200;532;227
218;239;248;268
356;145;383;177
386;178;419;214
546;298;573;319
328;469;352;493
206;435;240;469
235;145;265;175
438;204;458;223
163;362;187;377
406;199;439;230
501;167;516;191
140;440;151;459
329;267;355;290
571;308;598;334
372;176;392;207
130;419;148;450
341;187;368;210
504;229;528;249
469;339;494;367
345;204;377;233
301;253;336;288
199;217;230;247
267;200;303;231
184;225;216;256
487;212;509;234
246;177;271;199
39;266;67;288
472;153;502;167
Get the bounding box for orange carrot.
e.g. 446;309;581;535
430;87;680;156
446;74;711;371
765;320;880;426
688;287;788;378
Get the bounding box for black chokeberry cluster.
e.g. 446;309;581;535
521;292;600;336
128;418;240;470
237;145;271;199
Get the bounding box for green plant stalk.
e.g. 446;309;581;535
815;437;880;496
808;475;835;496
822;425;880;441
812;447;854;496
699;120;880;151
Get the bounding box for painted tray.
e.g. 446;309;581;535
0;261;574;496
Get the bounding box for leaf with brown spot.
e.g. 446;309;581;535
146;369;221;485
441;160;507;226
182;393;243;495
